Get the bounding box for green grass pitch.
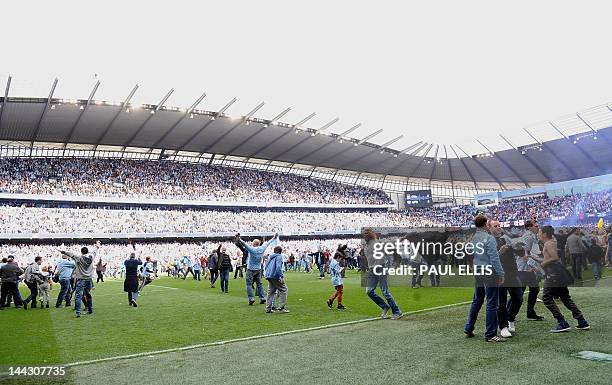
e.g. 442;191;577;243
1;271;610;385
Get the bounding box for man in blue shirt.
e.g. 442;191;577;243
237;233;279;306
193;258;202;281
54;254;75;308
464;215;506;342
181;255;194;280
264;246;289;313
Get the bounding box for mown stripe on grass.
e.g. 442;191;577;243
39;300;473;370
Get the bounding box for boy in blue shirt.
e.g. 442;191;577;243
327;253;345;310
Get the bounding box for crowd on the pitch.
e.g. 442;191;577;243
0;158;392;205
0;238;362;279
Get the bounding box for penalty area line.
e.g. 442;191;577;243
41;300;473;370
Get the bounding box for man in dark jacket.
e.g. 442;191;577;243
0;256;24;309
216;245;233;293
124;252;143;307
490;220;523;338
208;251;218;289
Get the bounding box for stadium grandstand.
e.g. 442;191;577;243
2;3;612;384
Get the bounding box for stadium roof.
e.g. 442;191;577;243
1;88;611;189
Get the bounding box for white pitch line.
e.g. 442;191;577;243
48;300;473;369
148;284;179;290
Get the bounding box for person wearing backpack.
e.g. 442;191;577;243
23;257;43;310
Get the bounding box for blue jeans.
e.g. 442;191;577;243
219;269;230;292
465;276;499;339
365;271;401;315
591;262;602;279
74;278;93;316
246;269;265;300
55;279;72;307
318;263;325;278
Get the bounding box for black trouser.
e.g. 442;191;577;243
1;282;22;307
24;281;39;307
210;269;219;286
194;269;201;280
542;286;583;322
525;285;540;317
498;286;523;327
96;271;104;283
234;265;243;279
571;253;583;279
183;267;194;280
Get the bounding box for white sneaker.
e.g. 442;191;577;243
381;307;390;319
500;327;513;338
508;322;515;333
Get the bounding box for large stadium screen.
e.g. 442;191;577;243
404;189;433;207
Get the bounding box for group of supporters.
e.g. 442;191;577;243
0;158;392;205
0;237;365;315
463;217;609;342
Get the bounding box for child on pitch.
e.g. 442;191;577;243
327;253;345;310
38;266;52;309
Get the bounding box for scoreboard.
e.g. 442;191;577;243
404;189;433;208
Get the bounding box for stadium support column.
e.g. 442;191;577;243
427;145;440;185
455;144;506;190
405;143;433;183
178;97;237;155
202;101;265;156
265;118;340;169
523;128;577;180
244;112;316;165
149;91;207;154
449;145;478;191
311;129;383;170
443;146;455;204
0;75;12;134
121;88;174;153
578;112;612;147
63;80;100;153
548;121;605;174
29;78;58;156
230;107;292;167
93;84;139;153
292;123;361;168
477;139;530;188
335;134;401;171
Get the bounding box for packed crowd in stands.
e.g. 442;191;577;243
0;207;429;235
0;158;392;205
403;190;612;227
0;190;611;236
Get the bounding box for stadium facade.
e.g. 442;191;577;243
1;79;611;205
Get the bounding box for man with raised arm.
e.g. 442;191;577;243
60;240;100;318
236;233;279;306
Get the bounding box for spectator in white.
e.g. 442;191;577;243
22;256;43;310
60;240;100;318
